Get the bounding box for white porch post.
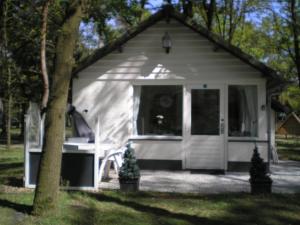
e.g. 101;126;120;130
267;94;272;173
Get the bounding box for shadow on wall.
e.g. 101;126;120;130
73;51;186;146
73;79;132;145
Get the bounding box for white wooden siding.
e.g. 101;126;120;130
132;141;182;160
73;18;268;164
228;142;268;162
186;137;224;169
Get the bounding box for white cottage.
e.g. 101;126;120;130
72;8;285;172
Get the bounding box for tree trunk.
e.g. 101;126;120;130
19;102;27;138
1;107;7;138
182;0;193;18
290;0;300;87
33;3;83;215
6;83;12;149
207;0;215;32
228;0;234;44
2;0;12;149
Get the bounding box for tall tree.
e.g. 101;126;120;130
33;0;87;215
204;0;216;31
290;0;300;86
1;0;12;149
265;0;300;85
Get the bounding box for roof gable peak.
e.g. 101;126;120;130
73;7;286;90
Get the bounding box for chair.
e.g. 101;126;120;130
98;145;127;182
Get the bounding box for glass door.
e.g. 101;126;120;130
191;89;220;135
185;84;225;169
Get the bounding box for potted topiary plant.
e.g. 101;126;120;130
118;143;140;192
249;146;272;194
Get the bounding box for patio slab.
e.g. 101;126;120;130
99;160;300;193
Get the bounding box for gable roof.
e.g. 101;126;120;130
277;112;300;130
73;6;286;91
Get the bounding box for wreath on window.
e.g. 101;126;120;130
159;95;173;108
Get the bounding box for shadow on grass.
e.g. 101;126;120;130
222;196;300;225
97;190;248;202
5;176;23;187
0;199;32;214
82;192;300;225
69;202;100;225
0;162;23;171
86;192;230;225
0;162;23;187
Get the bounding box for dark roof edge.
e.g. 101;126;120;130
73;6;288;90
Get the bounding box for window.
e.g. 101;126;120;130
228;85;258;137
133;85;182;136
191;89;220;135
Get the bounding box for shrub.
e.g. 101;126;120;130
119;143;140;180
249;146;272;182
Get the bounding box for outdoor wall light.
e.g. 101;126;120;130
162;32;172;54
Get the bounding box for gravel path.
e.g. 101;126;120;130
99;161;300;193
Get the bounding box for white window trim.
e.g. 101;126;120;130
132;84;184;138
130;135;183;140
228;84;259;138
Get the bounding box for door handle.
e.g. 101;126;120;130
220;120;225;134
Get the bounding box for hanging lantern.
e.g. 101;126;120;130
162;32;172;54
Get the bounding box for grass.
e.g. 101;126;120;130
276;137;300;161
1;190;300;225
1;145;300;225
0;128;23;145
0;144;24;186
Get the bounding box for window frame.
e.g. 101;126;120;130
131;84;184;139
227;84;259;139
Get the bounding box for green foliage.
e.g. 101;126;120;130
279;85;300;113
118;143;140;180
0;144;24;185
1;190;300;225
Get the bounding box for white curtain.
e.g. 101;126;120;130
244;86;257;136
27;102;42;148
133;86;141;135
238;86;257;136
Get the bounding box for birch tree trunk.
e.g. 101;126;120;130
40;1;50;111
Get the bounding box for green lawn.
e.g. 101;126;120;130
1;189;300;225
276;137;300;161
1;145;300;225
0;145;24;186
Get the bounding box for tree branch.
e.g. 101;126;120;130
40;0;50;111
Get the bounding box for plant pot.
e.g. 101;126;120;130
119;178;140;192
250;178;272;194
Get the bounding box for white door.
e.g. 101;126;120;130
184;84;225;169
